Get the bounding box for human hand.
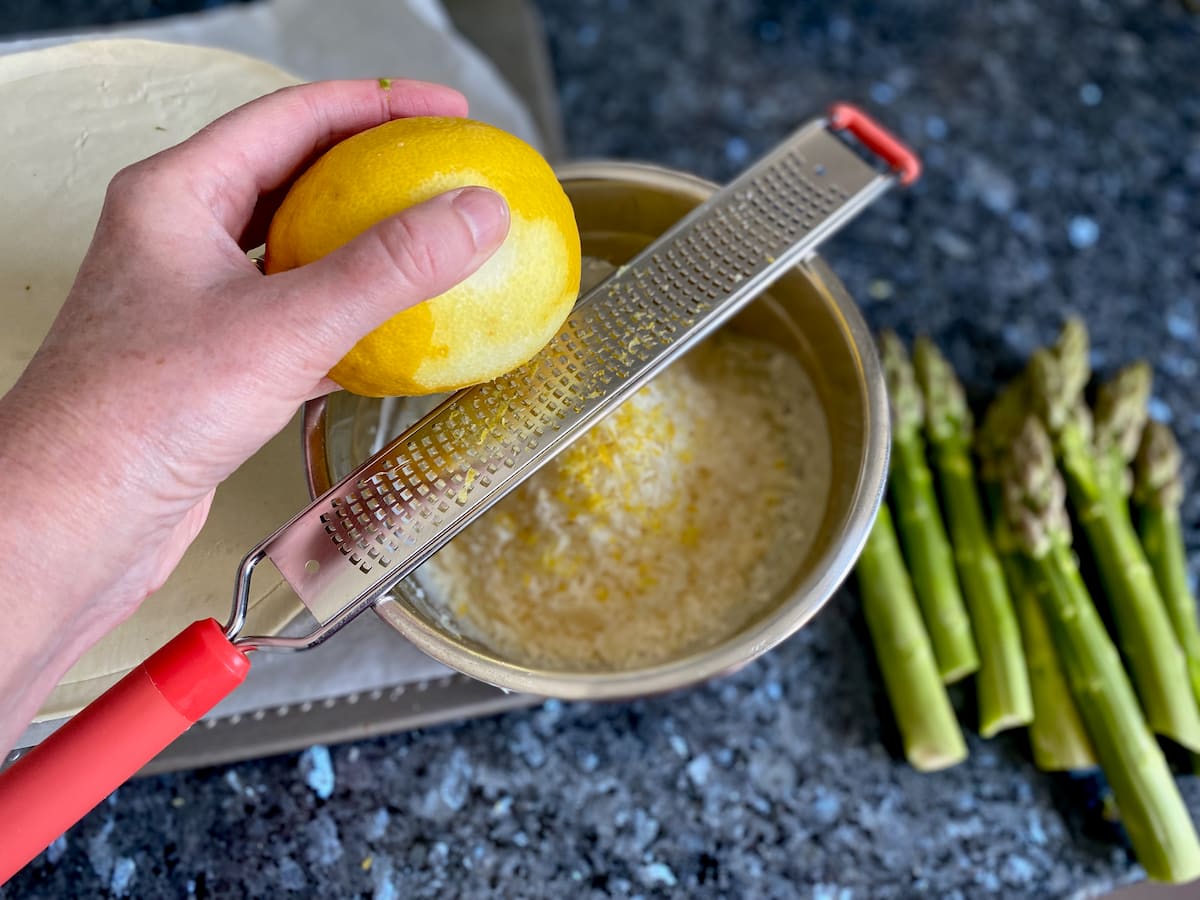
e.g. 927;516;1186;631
0;79;509;747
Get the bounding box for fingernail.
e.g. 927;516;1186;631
450;187;509;249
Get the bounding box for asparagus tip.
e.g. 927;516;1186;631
1057;316;1090;369
977;376;1028;483
1002;417;1071;559
1135;419;1185;512
1094;360;1153;466
913;336;973;446
880;331;923;439
1029;318;1091;436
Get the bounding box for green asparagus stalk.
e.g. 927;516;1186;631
857;503;969;771
880;333;978;683
1004;417;1200;883
1007;552;1097;770
1029;322;1200;751
979;384;1096;770
914;338;1031;736
1135;420;1200;707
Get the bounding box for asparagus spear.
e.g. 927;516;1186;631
880;333;978;683
857;503;969;771
979;384;1096;770
1094;361;1153;499
914;338;1032;736
1135;420;1200;706
1029;322;1200;751
1007;553;1098;770
1004;417;1200;883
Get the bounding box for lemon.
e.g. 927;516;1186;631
265;116;580;397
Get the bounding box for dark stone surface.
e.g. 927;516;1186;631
0;0;254;38
3;0;1200;897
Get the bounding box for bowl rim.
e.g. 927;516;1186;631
301;159;890;700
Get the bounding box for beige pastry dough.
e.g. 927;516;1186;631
0;39;310;720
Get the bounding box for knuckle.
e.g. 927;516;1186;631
102;163;144;210
102;157;171;224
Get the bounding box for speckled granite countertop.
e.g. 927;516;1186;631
4;1;1200;897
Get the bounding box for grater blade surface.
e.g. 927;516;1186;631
254;115;898;635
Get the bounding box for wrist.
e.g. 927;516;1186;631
0;375;151;622
0;380;154;748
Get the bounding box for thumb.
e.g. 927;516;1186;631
263;186;510;370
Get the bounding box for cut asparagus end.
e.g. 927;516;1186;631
939;651;982;685
978;709;1033;740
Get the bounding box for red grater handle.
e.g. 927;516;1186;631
828;102;922;186
0;618;249;884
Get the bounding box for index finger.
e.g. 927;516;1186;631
167;78;469;234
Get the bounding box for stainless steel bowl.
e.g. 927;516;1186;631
302;161;889;700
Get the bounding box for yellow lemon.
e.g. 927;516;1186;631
265;116;580;396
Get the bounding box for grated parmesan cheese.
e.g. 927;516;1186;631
419;328;831;671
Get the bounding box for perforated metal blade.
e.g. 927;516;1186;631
231;106;917;649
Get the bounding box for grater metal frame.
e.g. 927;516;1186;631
223;103;919;654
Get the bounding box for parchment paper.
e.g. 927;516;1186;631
4;0;543;746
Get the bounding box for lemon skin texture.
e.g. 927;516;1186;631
265;116;581;397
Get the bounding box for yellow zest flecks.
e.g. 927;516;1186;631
421;330;832;671
456;467;478;504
